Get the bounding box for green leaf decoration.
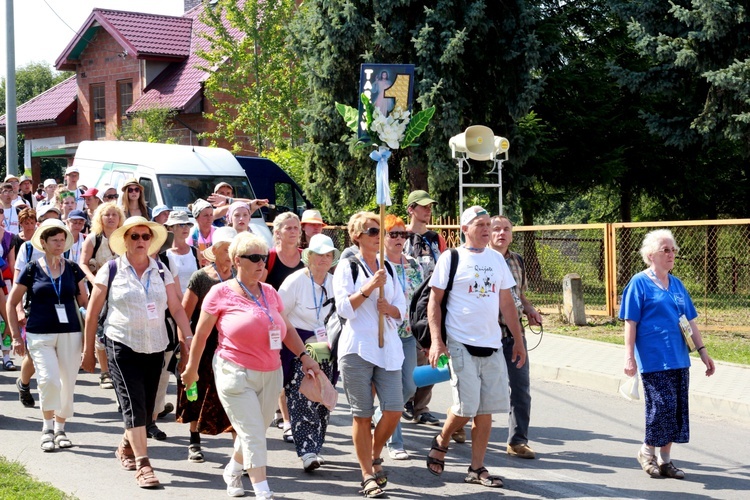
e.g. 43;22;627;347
401;106;436;148
336;102;359;133
361;93;375;131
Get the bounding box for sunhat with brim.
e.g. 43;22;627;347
151;205;171;220
109;216;169;256
19;176;32;185
31;219;74;252
164;211;193;227
300;209;325;225
37;205;62;219
120;178;144;192
4;174;19;183
203;227;237;262
302;234;340;267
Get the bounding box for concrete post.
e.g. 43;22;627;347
562;273;586;326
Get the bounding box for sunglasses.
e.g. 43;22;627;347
129;232;152;241
60;191;76;199
240;254;268;263
387;231;408;239
0;208;3;215
361;227;380;237
127;186;141;193
104;194;119;200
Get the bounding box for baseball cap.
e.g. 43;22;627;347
407;190;437;207
64;166;79;176
460;205;489;227
67;210;88;221
214;181;233;193
37;205;62;219
81;187;99;198
44;179;57;188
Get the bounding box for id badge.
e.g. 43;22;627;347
55;304;69;324
269;325;282;350
146;302;159;320
314;325;328;343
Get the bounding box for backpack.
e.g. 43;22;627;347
409;248;458;349
266;247;303;275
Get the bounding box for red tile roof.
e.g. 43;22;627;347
56;9;193;70
0;76;77;127
129;4;244;113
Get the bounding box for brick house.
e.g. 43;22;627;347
0;0;247;185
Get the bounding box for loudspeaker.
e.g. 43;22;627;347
449;126;506;160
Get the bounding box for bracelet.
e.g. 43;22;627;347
228;197;233;205
697;346;706;353
298;351;309;361
359;288;370;299
185;336;193;341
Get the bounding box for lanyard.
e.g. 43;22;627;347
212;263;234;283
198;229;212;249
358;253;378;277
236;278;274;323
129;266;152;298
67;235;82;262
646;270;683;315
309;272;326;323
43;257;63;304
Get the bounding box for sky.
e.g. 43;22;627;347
0;0;185;82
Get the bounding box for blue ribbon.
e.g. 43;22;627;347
370;147;392;206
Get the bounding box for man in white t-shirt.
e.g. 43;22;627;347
64;166;86;211
425;206;526;488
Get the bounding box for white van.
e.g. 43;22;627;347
73;140;272;244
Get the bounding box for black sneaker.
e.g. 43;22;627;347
17;379;34;408
402;401;414;421
416;412;440;426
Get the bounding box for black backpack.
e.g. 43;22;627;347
409;248;458;349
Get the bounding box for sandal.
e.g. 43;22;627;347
116;441;137;471
53;431;73;449
270;411;283;428
135;459;160;489
4;359;16;371
359;475;385;498
372;458;387;487
188;444;205;463
40;430;55;452
426;434;448;476
464;466;503;488
99;372;114;389
282;427;294;443
637;449;660;478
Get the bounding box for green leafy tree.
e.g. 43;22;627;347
197;0;305;155
291;0;546;221
113;107;178;143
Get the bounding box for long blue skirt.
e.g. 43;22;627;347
641;367;690;447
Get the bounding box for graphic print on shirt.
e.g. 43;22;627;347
467;263;497;298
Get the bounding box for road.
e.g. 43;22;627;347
1;369;749;499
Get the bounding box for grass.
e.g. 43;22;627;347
0;457;76;500
543;314;750;366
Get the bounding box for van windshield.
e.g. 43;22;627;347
157;175;258;215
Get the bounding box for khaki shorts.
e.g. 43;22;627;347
447;337;510;417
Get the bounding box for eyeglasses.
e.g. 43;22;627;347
129;232;152;241
60;191;75;199
657;247;678;255
240;254;268;263
127;187;141;194
362;227;380;237
104;194;118;200
387;231;408;239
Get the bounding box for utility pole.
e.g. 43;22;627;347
5;0;18;175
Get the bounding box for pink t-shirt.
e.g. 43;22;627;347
202;281;287;372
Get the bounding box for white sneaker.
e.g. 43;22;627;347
254;491;275;499
223;462;245;497
389;448;409;460
301;452;320;472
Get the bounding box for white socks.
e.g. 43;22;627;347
252;480;270;495
658;450;671;465
228;458;243;473
54;420;65;433
640;443;655;460
43;418;54;432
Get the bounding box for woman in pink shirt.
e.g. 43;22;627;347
182;231;319;499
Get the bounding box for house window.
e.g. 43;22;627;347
118;80;133;128
91;84;106;139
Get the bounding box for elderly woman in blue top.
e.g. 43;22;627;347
620;229;715;480
332;211;406;498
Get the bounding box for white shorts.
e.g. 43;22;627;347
447;337;510;417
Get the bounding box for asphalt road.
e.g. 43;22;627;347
1;369;749;499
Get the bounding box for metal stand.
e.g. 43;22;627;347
457;155;507;217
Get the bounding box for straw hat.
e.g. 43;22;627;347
203;227;237;262
302;234;340;266
31;219;74;252
300;209;325;225
120;178;144;192
109;216;168;256
163;211;193;227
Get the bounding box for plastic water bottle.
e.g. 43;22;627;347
437;353;449;368
1;321;9;349
186;382;198;402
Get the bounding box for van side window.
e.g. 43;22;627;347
139;178;157;209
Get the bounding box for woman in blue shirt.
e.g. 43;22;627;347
620;229;715;480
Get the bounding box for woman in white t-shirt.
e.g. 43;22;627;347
161;211;199;298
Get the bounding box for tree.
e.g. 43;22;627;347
0;62;71;115
113;107;178;144
197;0;305;155
291;0;547;221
